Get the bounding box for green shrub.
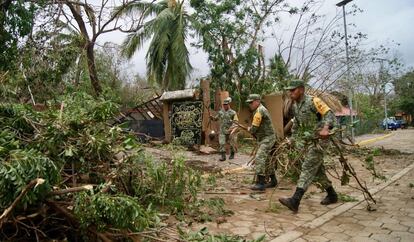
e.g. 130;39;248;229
74;192;157;231
131;154;202;212
0;149;59;209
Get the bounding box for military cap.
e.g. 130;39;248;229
285;79;305;90
246;94;261;103
223;97;232;104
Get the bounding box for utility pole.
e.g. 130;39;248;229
379;59;388;125
336;0;354;142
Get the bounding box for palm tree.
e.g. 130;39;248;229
120;0;192;91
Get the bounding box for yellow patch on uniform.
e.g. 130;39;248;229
312;97;330;116
233;114;239;121
252;112;262;127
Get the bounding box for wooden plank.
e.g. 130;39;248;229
134;107;148;120
263;94;284;139
237;106;253;127
149;100;162;115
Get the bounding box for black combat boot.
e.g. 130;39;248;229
264;174;278;189
229;150;235;159
279;187;305;213
250;175;265;191
320;186;338;205
219;152;226;161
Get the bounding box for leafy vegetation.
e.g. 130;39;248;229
0;0;43;71
337;193;358;203
74;192;157;231
0;93;237;240
121;0;192;90
0;0;411;240
191;0;290;105
393;70;414;119
0;146;59;210
180;227;266;242
131;155;202;212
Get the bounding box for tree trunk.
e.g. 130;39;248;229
86;42;102;96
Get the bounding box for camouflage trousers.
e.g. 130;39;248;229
297;140;332;191
219;133;235;153
255;136;276;176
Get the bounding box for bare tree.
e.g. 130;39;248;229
272;0;366;91
46;0;149;95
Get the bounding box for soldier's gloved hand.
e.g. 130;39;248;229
286;137;294;146
319;125;330;139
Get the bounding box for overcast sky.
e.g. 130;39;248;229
351;0;414;67
101;0;414;80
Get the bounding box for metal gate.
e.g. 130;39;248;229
171;101;203;146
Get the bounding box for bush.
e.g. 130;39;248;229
0;148;59;209
74;192;157;232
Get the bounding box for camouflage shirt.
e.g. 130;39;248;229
291;94;337;136
250;104;276;142
213;108;238;135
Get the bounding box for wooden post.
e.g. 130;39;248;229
162;101;172;142
201;79;211;145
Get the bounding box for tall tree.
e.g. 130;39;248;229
48;0;143;96
271;0;367;91
0;0;40;71
120;0;192;91
191;0;286;101
393;70;414;117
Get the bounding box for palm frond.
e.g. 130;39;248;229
113;0;167;18
120;0;192;90
121;18;158;58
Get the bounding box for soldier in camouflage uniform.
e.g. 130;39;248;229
279;79;338;212
210;97;239;161
246;94;278;191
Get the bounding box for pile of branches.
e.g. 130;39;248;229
0;92;209;241
231;122;376;206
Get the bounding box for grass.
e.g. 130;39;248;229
338;193;358;202
266;202;283;213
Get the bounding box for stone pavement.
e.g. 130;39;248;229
271;162;414;242
191;159;414;241
147;130;414;241
186;136;414;241
296;165;414;242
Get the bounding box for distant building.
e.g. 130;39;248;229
334;106;357;125
395;112;412;125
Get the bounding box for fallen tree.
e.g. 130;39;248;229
0;92;229;241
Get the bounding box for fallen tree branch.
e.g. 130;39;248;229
330;137;376;204
45;200;112;242
49;185;94;195
0;178;45;228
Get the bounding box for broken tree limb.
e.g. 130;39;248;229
49;185;94;195
330;137;376;204
0;178;45;228
45;200;112;242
